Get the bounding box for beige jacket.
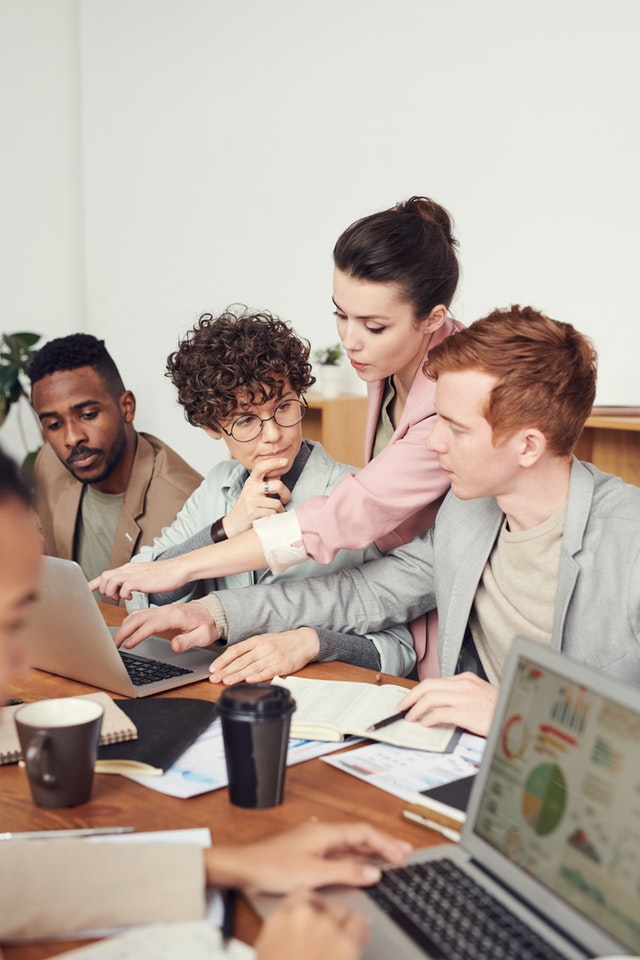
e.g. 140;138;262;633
33;433;202;580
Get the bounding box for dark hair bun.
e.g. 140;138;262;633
398;196;458;249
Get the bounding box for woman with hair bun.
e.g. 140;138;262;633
92;197;462;678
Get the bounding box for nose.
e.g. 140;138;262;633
427;418;447;453
339;319;361;354
261;415;283;442
63;419;89;449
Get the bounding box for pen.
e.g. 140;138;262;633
222;887;237;946
366;708;409;732
0;826;135;841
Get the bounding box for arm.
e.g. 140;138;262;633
113;533;435;653
212;532;435;644
207;620;415;685
90;400;448;603
292;410;449;563
1;823;410;942
204;821;411;893
91;527;268;603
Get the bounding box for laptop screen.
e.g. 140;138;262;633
473;652;640;953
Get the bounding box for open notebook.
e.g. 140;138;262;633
253;637;640;959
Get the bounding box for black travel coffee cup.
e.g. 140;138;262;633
218;684;296;808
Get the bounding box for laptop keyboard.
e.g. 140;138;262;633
120;651;194;686
365;858;570;960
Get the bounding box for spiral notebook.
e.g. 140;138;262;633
0;691;138;765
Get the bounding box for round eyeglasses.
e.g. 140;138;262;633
219;397;308;442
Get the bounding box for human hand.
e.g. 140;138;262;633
204;820;412;893
114;601;220;651
223;457;289;539
396;672;499;737
89;556;190;603
208;628;319;685
255;894;368;960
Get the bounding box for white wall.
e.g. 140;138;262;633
0;0;85;461
2;0;640;474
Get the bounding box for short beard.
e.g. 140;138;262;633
73;423;128;485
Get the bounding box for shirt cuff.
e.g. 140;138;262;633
252;511;308;574
195;595;229;642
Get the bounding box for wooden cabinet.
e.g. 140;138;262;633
304;393;368;467
574;411;640;486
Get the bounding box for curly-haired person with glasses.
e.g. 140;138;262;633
125;306;415;680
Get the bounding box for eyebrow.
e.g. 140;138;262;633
331;297;390;323
38;399;101;422
230;389;297;417
436;411;469;430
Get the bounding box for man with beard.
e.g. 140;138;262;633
29;333;201;600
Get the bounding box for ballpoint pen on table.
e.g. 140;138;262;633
0;826;135;840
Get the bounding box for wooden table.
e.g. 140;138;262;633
3;605;440;959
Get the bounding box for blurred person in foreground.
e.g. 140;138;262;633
0;444;410;957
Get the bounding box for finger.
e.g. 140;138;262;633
340;911;370;947
210;650;269;683
319;822;413;865
208;642;256;675
170;627;211;653
254;456;289;479
121;623;157;649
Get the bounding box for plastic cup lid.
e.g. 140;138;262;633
218;683;296;718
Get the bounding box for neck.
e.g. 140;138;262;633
498;456;572;532
391;333;432;419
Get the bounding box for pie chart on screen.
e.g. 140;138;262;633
522;762;567;836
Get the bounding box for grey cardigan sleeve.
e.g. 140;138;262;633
205;532;436;644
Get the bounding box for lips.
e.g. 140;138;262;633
67;449;101;469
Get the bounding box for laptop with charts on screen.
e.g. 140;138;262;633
253;636;640;959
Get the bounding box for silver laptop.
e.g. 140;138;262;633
24;557;216;697
255;637;640;958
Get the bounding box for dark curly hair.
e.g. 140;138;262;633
167;307;316;429
27;333;125;397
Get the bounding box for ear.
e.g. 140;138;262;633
119;390;136;424
203;426;223;442
518;427;547;467
421;304;448;333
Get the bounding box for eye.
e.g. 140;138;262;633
44;420;61;432
80;411;98;421
333;310;347;322
277;400;294;412
234;415;257;428
364;324;385;335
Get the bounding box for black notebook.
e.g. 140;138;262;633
96;698;217;776
419;773;476;814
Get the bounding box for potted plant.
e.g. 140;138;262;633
313;342;343;398
0;331;43;475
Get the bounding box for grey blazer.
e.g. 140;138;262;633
216;459;640;684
